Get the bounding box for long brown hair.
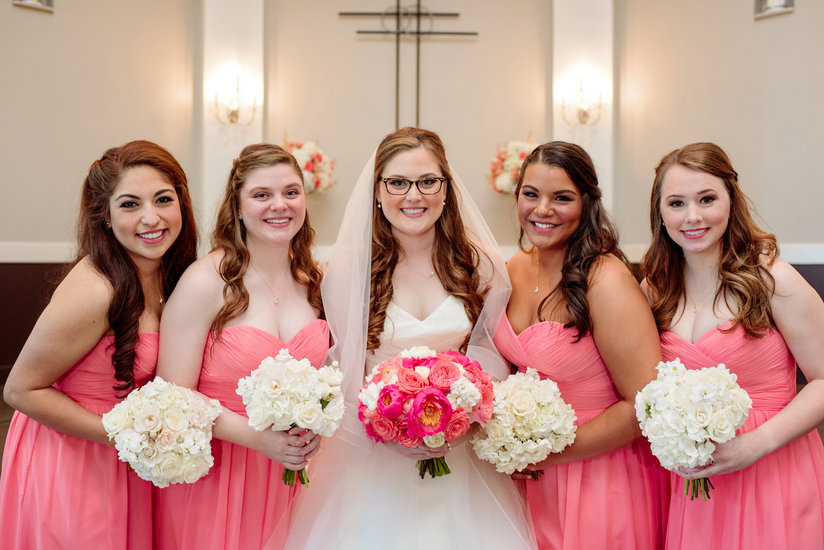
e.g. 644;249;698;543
641;142;777;336
211;143;323;334
78;140;197;392
368;127;485;353
514;141;626;340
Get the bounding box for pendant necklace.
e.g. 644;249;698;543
251;264;288;305
685;282;717;314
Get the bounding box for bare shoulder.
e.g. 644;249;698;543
176;250;226;294
504;249;532;280
51;257;113;321
589;253;636;288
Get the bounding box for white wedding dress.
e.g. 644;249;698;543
278;296;536;550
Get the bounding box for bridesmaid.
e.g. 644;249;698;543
0;140;197;549
641;142;824;549
155;143;328;550
493;141;667;549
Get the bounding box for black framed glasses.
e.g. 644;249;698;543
379;177;447;195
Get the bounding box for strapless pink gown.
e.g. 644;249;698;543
156;320;330;550
0;334;157;550
662;323;824;550
495;316;668;550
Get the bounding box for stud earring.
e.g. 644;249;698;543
377;203;382;209
105;221;111;228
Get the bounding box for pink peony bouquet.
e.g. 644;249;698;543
358;346;494;479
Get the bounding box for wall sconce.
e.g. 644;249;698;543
212;73;258;126
560;78;602;126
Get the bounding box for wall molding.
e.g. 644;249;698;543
2;241;823;265
0;242;75;263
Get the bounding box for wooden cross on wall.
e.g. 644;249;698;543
340;1;478;129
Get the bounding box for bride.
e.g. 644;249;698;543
276;127;536;549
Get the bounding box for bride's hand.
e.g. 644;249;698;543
386;440;450;460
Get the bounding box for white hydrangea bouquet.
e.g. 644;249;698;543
236;348;344;486
284;140;335;194
635;358;752;500
471;368;577;476
488;141;535;194
102;377;223;488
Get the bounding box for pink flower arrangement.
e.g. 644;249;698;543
284;140;335;194
358;346;494;478
488;141;535;194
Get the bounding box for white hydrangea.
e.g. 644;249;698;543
102;376;222;488
471;368;577;474
635;359;752;471
236;349;344;438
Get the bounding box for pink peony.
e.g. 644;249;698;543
407;388;453;437
441;350;470;367
369;411;399;443
428;358;461;392
304;160;315;172
444;408;471;440
376;385;406;419
397;367;428;395
473;382;494;424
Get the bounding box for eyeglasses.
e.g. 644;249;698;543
379;177;447;195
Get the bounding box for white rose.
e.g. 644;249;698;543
163;408;188;432
133;408;163;434
423;433;446;448
153;454;185;485
102;405;131;436
294;402;323;431
706;410;737;442
155;428;179;452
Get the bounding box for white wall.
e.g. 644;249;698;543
2;1;822;263
0;0;200;261
615;1;824;262
264;0;552;250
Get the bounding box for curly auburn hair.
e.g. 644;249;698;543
514;141;627;340
210;143;323;335
368;127;486;353
78;140;197;393
641;142;777;336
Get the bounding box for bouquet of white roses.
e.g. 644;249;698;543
488;141;535;194
102;377;222;488
285;140;335;194
471;368;577;475
236;348;344;486
635;358;752;500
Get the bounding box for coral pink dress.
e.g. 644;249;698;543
662;322;824;550
0;334;157;550
156;320;330;550
494;316;668;550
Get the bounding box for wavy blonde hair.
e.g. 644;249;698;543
641;142;777;336
211;143;323;335
368;127;486;353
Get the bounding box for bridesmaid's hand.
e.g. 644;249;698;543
256;426;320;470
674;431;765;479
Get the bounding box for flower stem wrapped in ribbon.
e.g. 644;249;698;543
236;349;344;486
358;346;494;479
635;358;752;501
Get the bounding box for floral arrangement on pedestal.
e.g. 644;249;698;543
488;141;535;194
635;358;752;500
358;346;494;479
284;140;335;195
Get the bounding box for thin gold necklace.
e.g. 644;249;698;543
533;251;542;293
685;283;717;314
250;264;288;305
